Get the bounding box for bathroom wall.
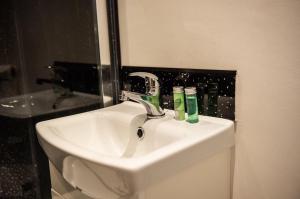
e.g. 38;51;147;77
96;0;111;65
96;0;114;100
118;0;300;199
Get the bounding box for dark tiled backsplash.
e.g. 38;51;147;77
122;66;236;120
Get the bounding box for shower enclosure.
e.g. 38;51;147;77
0;0;115;198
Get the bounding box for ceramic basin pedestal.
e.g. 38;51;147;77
36;101;235;199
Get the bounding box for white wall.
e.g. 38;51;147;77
118;0;300;198
96;0;111;65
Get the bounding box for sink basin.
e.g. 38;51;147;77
36;101;234;199
0;89;112;118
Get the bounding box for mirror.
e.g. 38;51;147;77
0;0;115;107
0;0;115;198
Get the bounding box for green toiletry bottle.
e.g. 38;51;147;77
185;87;199;123
173;86;185;120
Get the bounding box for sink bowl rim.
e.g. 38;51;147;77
36;102;234;172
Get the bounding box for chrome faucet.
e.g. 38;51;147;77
120;72;165;118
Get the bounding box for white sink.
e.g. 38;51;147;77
36;101;234;199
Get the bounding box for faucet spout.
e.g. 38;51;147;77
120;90;165;118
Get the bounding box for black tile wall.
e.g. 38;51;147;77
122;66;236;120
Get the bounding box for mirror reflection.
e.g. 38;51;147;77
0;0;113;198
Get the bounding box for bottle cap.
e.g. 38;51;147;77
173;86;184;93
185;87;197;95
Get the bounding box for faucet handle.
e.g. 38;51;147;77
128;72;159;95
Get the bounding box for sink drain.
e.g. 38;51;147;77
137;127;145;140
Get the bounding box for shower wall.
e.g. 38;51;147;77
0;0;21;97
13;0;100;93
0;0;110;198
